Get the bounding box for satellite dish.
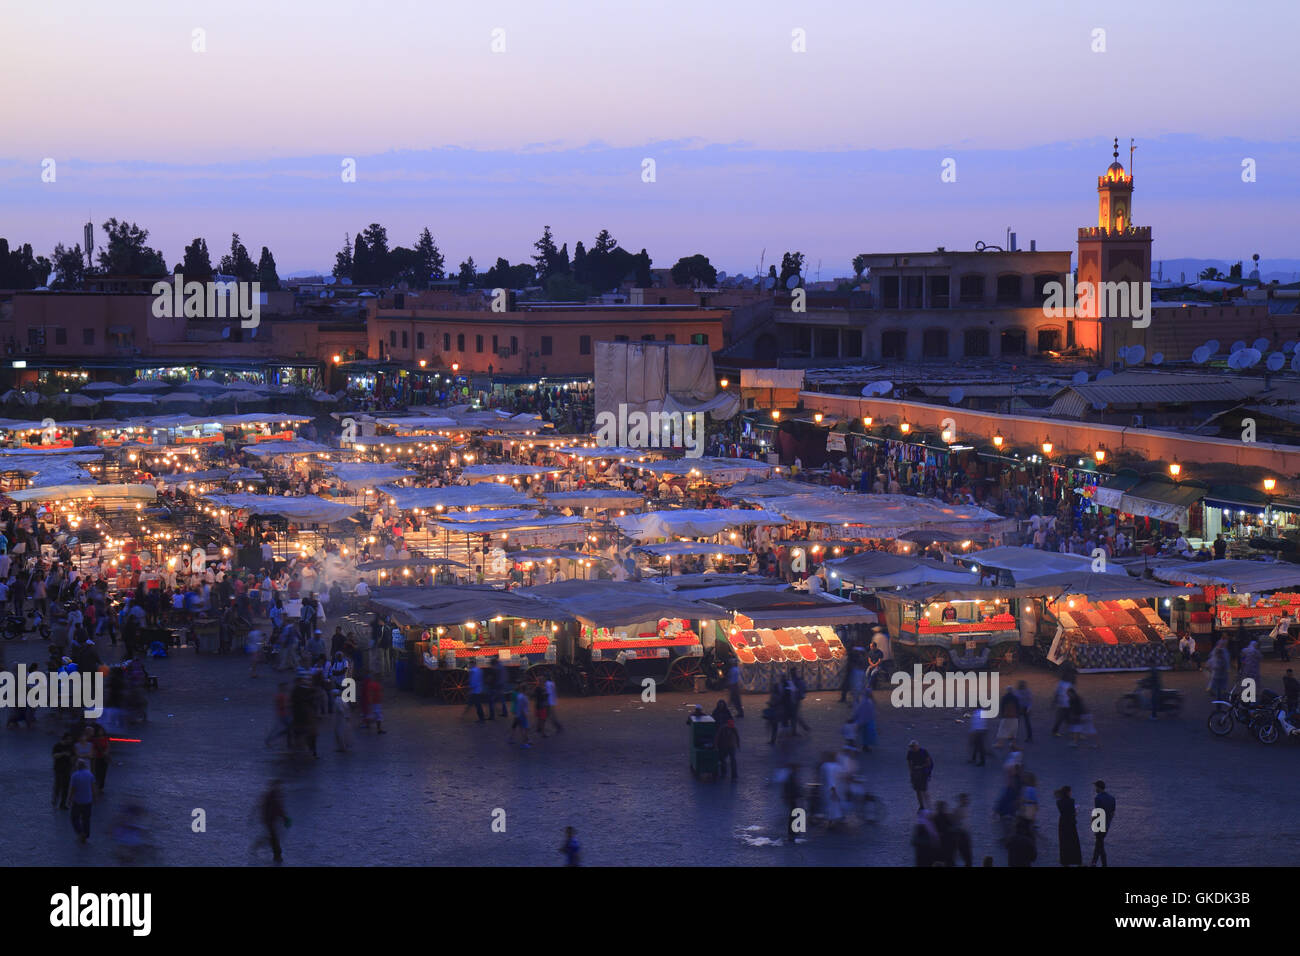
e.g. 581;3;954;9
861;380;894;397
324;276;336;286
1227;351;1244;369
1092;401;1107;411
764;276;776;290
785;275;800;290
1254;337;1270;352
1071;371;1089;385
1291;353;1300;373
717;271;727;281
1096;369;1114;380
1285;341;1297;354
1151;352;1164;365
1125;345;1146;364
1231;340;1247;354
1205;340;1220;354
1267;352;1286;372
1191;346;1211;365
1242;348;1263;368
948;387;965;405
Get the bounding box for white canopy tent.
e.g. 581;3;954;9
613;508;787;541
201;493;359;525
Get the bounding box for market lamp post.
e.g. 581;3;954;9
1041;436;1053;457
899;420;911;435
1094;446;1107;466
1169;460;1182;480
992;431;1004;450
1264;477;1277;532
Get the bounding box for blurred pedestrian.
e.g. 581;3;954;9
906;740;934;810
1055;785;1082;867
69;759;95;844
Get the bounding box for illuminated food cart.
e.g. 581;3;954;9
877;583;1040;672
370;585;570;703
521;580;727;695
1032;572;1186;672
1150;558;1300;654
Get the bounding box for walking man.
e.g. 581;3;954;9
726;660;745;717
1014;680;1033;742
69;759;95;844
1051;675;1073;736
906;740;934;810
1091;780;1116;867
258;780;288;864
715;717;740;780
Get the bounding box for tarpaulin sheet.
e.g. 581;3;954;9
326;463;419;488
202;493;358;525
1150;559;1300;593
823;552;973;588
380;484;530;511
519;580;725;627
614;508;787;540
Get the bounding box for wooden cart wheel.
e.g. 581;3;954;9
520;663;554;697
591;660;627;695
439;668;471;704
892;647;917;671
993;645;1017;672
920;647;948;673
667;655;702;692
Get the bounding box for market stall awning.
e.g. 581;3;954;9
381;484;531;511
1149;559;1300;593
202;493;359;525
7;482;156;503
241;439;332;458
957;546;1127;582
520;580;726;627
540;489;645;511
459;463;564;482
727;490;1011;539
823;551;973;588
888;582;1064;604
629;457;774;483
369;584;572;627
1030;572;1190;602
635;542;751;558
1092;477;1206;524
326;462;418;489
613;508;787;540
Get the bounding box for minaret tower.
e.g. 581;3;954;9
1076;137;1153;331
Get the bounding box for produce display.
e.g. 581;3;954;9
1058;598;1173;647
729;626;845;662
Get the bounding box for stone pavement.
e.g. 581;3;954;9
1;642;1296;866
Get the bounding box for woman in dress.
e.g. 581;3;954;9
1055;785;1083;866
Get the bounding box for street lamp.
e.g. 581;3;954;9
899;420;911;435
1264;478;1277;493
1094;447;1106;464
941;428;953;443
1041;437;1053;456
862;416;873;427
719;378;729;389
813;412;824;424
771;409;781;421
992;432;1004;449
1169;460;1181;478
1264;477;1277;533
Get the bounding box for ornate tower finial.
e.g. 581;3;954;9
1113;137;1119;161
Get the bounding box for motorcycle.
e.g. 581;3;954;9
1254;696;1300;745
1208;684;1267;736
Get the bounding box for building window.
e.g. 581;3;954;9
579;335;591;354
476;335;484;353
658;297;667;305
1033;274;1059;303
1037;328;1062;352
1000;328;1027;355
417;332;425;350
642;334;655;341
389;331;397;347
541;336;552;356
842;329;863;357
401;331;408;348
996;274;1022;304
690;333;709;346
816;327;839;357
959;275;984;304
928;275;950;308
880;329;907;359
664;333;675;343
83;328;95;346
613;335;629;342
922;328;949;359
510;336;518;355
964;328;990;357
880;276;900;308
903;276;923;309
54;328;67;346
443;333;451;352
492;335;499;354
457;333;465;352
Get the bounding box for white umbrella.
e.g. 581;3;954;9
81;381;122;393
158;392;209;405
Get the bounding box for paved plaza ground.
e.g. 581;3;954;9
1;642;1296;867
